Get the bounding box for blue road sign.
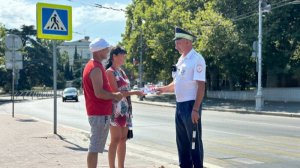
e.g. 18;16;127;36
37;3;72;40
42;8;68;35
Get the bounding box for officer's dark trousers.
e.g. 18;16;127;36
176;100;203;168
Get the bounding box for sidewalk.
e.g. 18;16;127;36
0;113;171;168
0;93;299;167
0;95;221;168
131;93;300;118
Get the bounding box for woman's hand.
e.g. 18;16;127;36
135;90;146;96
113;92;123;101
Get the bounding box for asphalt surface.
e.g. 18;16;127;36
136;93;300;117
0;94;299;167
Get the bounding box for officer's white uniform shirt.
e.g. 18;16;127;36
174;49;206;102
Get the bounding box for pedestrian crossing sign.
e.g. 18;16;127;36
36;3;72;40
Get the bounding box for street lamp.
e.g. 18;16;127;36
138;20;145;89
138;30;143;89
256;0;271;111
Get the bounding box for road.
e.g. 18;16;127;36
0;95;299;168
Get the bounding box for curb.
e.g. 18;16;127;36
203;107;300;118
131;100;300;118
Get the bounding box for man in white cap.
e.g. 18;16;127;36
82;38;123;168
156;27;206;168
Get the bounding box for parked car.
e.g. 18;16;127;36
132;85;139;90
62;87;78;102
132;85;146;100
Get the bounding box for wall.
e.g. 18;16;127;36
207;88;300;102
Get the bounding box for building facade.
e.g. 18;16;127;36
58;36;91;69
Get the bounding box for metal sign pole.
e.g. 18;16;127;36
53;40;57;134
12;36;15;118
5;34;23;118
36;3;72;134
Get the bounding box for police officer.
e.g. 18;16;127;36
156;27;206;168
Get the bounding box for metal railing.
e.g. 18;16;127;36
13;90;64;100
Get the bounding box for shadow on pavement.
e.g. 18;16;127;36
16;118;38;122
0;99;12;105
62;101;80;103
31;134;88;152
56;134;88;152
0;94;32;105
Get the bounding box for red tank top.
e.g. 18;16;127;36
83;59;112;116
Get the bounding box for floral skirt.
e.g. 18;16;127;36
110;97;132;127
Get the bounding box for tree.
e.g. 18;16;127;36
0;24;67;91
122;0;253;90
123;0;205;85
199;2;255;90
215;0;300;87
263;3;300;87
72;45;82;88
122;0;300;90
0;24;9;91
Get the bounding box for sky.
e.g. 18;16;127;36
0;0;132;45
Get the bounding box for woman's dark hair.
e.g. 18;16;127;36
105;46;127;69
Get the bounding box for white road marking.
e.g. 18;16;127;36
127;142;224;168
229;158;264;165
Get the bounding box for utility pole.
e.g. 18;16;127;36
138;20;145;89
255;0;271;111
255;0;263;111
138;30;143;88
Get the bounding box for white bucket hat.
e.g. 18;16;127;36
89;38;111;53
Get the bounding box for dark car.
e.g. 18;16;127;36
62;87;78;102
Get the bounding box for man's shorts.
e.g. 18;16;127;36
88;115;110;153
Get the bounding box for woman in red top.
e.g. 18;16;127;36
106;46;145;168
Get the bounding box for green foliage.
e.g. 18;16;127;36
192;2;254;90
0;24;67;91
122;0;300;90
0;24;9;91
263;4;300;86
123;0;200;85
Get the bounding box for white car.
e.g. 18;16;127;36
132;85;139;90
62;87;78;102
